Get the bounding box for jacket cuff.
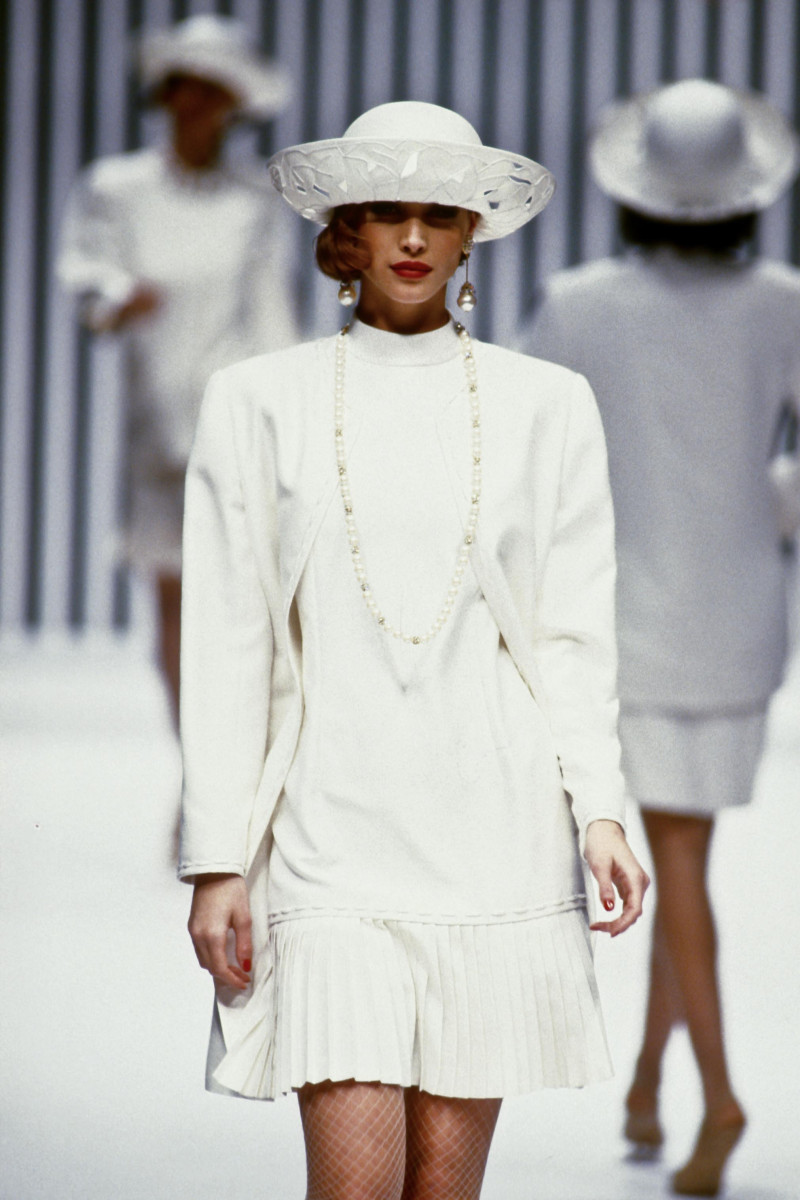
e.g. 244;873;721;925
177;861;246;884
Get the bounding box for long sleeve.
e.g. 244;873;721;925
531;372;626;853
179;372;274;879
56;163;138;329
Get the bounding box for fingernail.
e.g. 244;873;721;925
604;898;614;911
242;958;252;972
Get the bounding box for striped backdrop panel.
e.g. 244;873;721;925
1;0;798;632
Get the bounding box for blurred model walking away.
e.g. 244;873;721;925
58;15;300;728
520;79;800;1197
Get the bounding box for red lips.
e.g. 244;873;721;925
390;261;433;278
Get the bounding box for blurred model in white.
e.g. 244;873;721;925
520;80;800;1198
58;15;299;726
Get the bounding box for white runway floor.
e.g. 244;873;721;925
1;630;799;1200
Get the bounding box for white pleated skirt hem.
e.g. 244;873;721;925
210;907;613;1101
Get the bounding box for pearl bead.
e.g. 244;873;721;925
334;321;480;646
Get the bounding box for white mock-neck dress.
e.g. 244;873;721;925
254;318;613;1098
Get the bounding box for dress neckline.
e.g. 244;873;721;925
347;315;464;367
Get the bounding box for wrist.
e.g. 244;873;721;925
193;872;243;887
587;818;624;835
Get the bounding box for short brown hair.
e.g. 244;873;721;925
315;204;372;282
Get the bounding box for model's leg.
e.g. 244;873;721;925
402;1088;501;1200
625;900;684;1149
297;1079;406;1200
642;811;745;1195
156;572;181;732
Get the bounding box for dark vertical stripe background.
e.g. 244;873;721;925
25;0;56;626
0;0;9;581
659;0;678;82
391;0;411;101
69;0;101;629
566;0;589;266
126;0;146;153
792;0;800;267
703;0;721;80
5;0;800;632
476;0;500;340
346;0;368;125
521;0;544;306
615;0;633;97
435;0;455;109
748;0;767;90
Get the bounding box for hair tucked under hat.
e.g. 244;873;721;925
315;205;372;282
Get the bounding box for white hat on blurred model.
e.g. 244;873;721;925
589;78;800;222
138;14;291;118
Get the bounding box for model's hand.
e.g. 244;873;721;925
99;283;162;332
188;874;253;990
584;820;649;937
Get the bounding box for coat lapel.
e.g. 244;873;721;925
434;391;549;714
277;343;367;623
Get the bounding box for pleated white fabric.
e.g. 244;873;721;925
212;909;613;1101
619;707;767;815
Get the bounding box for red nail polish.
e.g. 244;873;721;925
604;898;614;911
242;958;252;972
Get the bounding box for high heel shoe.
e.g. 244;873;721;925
671;1105;746;1196
623;1086;664;1162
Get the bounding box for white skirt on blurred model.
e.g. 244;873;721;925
619;707;767;814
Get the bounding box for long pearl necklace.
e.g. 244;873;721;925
334;320;481;645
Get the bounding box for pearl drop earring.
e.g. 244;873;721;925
457;236;477;311
338;280;357;306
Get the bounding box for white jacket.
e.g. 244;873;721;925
57;149;301;570
521;249;800;711
178;334;626;1088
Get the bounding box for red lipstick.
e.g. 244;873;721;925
390;261;433;278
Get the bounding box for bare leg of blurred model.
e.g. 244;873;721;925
627;812;745;1195
157;573;181;731
158;572;182;863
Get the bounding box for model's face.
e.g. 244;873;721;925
356;202;477;313
160;73;241;137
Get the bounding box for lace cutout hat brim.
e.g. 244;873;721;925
268;102;555;242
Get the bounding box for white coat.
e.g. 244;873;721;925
521;249;800;711
57;147;300;572
178;333;627;1085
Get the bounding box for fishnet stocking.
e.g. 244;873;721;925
297;1080;501;1200
402;1088;501;1200
298;1080;406;1200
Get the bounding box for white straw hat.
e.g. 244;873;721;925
267;101;555;241
589;79;800;222
138;15;291;119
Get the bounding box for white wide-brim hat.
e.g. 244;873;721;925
589;79;800;223
267;101;555;242
138;15;291;119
